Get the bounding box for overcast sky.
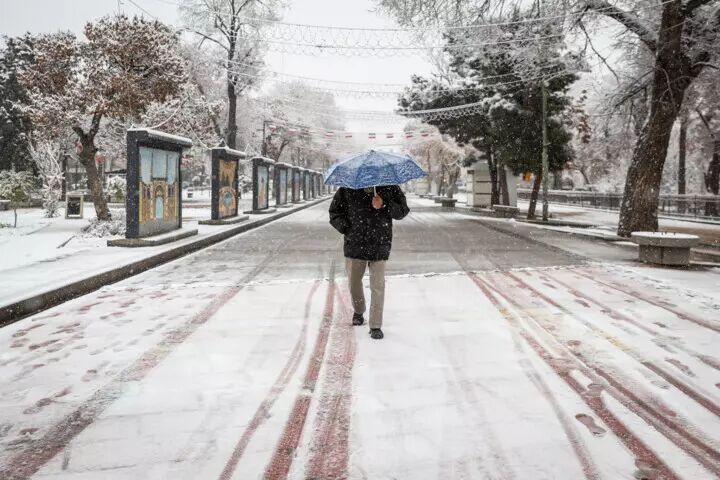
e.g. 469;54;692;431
0;0;619;142
0;0;432;137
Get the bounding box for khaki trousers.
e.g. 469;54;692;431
345;258;386;329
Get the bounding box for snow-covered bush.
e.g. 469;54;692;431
28;139;65;217
106;175;126;201
82;209;125;237
0;170;36;227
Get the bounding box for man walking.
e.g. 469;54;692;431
329;185;410;339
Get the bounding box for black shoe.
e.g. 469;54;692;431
352;313;365;326
369;328;384;340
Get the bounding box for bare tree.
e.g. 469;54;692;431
28;137;65;217
180;0;281;149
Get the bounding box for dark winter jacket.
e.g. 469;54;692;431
328;186;410;261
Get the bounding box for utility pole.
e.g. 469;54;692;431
541;80;549;221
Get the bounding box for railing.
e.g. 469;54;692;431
517;189;720;220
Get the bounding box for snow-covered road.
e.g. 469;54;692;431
1;200;719;479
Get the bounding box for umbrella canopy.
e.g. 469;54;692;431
324;149;427;189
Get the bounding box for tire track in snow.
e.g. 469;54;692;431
0;239;287;480
470;274;680;480
573;268;720;335
542;270;720;375
303;285;356;480
262;262;337;480
537;270;720;418
413;275;502;479
425;210;598;479
492;271;720;478
216;278;323;480
438;336;518;480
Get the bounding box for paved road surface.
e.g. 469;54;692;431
1;198;719;479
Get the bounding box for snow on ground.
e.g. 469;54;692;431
0;207;109;272
0;200;719;479
516;201;720;246
0;197;296;310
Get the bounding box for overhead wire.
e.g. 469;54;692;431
157;0;672;33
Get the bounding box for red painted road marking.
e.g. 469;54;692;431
263;274;337;480
469;274;680;480
217;280;322;480
492;272;720;477
575;269;720;334
304;286;356;480
0;285;244;480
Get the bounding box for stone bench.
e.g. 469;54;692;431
630;232;700;266
439;198;457;210
491;205;520;218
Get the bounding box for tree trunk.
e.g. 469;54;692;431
527;172;542;219
579;166;590;186
678;113;688;213
617;2;691;237
705;142;720;217
447;167;459;199
13;208;17;228
226;80;238;149
487;146;499;206
499;162;509;206
79;137;111;221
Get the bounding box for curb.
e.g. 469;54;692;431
0;197;330;328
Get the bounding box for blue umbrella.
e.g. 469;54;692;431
324;149;427;190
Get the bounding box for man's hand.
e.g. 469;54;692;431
372;195;384;209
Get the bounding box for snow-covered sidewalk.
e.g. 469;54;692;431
0;198;315;319
516;201;720;247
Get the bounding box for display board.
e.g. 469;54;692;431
126;129;192;239
250;157;275;212
65;193;84;219
293;168;301;202
304;171;311;200
210;147;245;220
257;164;269;210
278;168;288;205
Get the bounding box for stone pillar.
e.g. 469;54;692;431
467;161;492;208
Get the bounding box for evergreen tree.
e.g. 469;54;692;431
0;35;35;172
398;10;578;216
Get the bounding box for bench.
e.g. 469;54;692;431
630;232;700;266
491;205;520;218
439;198;457;210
